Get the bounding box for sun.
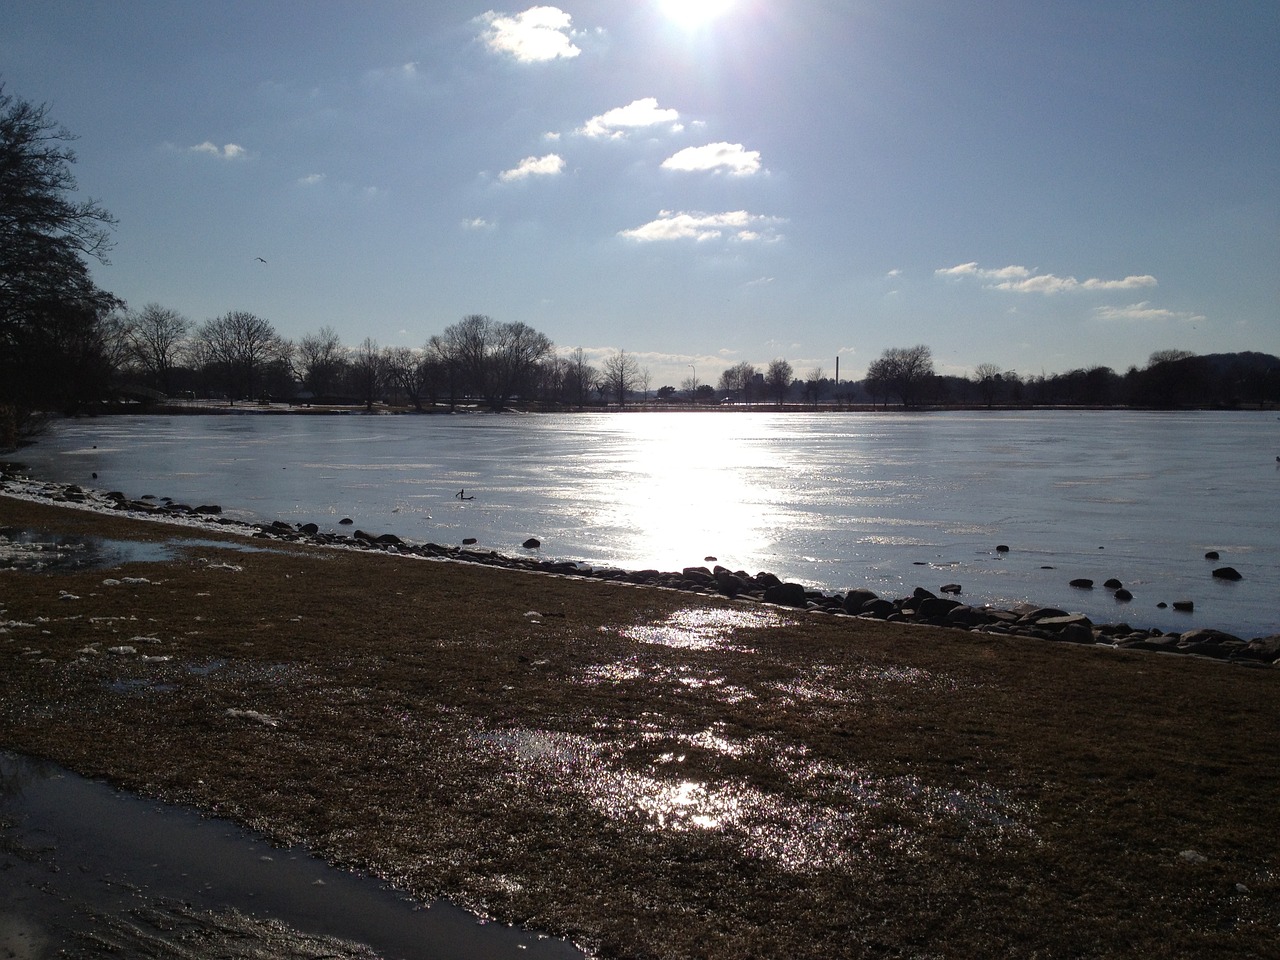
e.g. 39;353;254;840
660;0;734;29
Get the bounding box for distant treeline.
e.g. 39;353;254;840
3;84;1278;450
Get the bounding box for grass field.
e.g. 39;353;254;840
2;494;1277;958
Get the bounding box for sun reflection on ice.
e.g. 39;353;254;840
588;414;788;571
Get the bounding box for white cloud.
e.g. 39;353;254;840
462;217;495;230
498;153;565;182
619;210;783;243
190;141;245;159
297;173;324;186
1093;302;1205;323
579;97;682;138
661;142;762;175
936;262;1157;294
479;6;580;62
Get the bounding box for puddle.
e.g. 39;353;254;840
0;528;285;573
616;607;794;652
0;751;585;959
476;726;1032;874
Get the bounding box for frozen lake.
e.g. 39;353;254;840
10;409;1279;639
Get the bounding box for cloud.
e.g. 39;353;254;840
661;142;762;175
579;97;682;138
190;142;245;159
498;153;565;182
479;6;580;62
462;217;495;230
936;262;1157;294
297;173;325;186
619;210;783;243
1093;302;1205;323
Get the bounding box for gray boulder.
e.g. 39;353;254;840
763;582;809;608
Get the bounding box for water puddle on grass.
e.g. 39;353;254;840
0;528;282;573
616;606;793;652
0;751;585;959
476;726;1033;874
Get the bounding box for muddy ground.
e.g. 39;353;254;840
1;494;1278;958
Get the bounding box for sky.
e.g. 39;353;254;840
3;0;1277;387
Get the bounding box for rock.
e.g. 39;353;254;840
1204;550;1220;560
195;504;223;515
1241;636;1280;663
375;533;403;546
1039;617;1095;644
944;605;987;627
859;598;895;619
522;537;541;549
1103;578;1122;589
1069;578;1094;589
763;582;809;608
339;517;354;525
940;583;962;595
1212;566;1243;581
917;597;962;619
842;588;879;614
681;566;714;584
1172;600;1194;612
1157;602;1168;609
1017;606;1069;623
1114;588;1133;601
462;537;478;545
995;544;1010;553
1179;628;1243;646
298;522;319;535
704;556;717;562
912;586;937;601
714;570;743;597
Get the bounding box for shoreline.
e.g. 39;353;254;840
2;489;1279;956
4;472;1276;663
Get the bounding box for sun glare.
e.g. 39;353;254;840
660;0;734;29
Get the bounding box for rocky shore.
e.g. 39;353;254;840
6;472;1277;666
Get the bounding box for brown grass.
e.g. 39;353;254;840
2;494;1277;958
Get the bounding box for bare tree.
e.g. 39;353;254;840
718;362;757;402
1148;349;1195;366
973;362;1002;407
349;337;384;411
430;315;553;410
803;366;825;406
384;345;443;411
765;358;793;406
564;347;598;408
1;84;122;418
297;325;346;398
868;344;934;407
193;310;288;403
124;303;190;394
602;349;641;406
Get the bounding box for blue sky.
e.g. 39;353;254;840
4;1;1276;387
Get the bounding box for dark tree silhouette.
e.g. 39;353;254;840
1;83;122;424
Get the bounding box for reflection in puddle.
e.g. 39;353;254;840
477;726;1032;874
0;751;585;959
617;607;792;652
0;528;284;573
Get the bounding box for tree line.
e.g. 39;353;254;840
3;85;1278;446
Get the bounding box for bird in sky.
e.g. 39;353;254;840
254;257;267;264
